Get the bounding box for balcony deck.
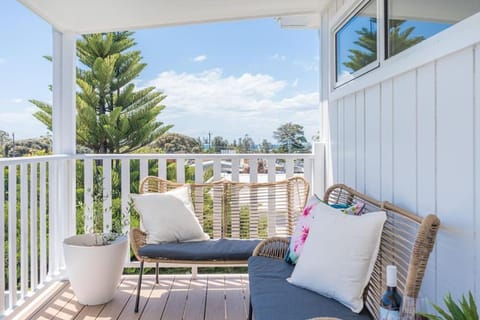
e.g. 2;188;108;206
8;274;250;320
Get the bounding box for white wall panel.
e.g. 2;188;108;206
344;94;356;188
364;85;381;199
355;91;366;193
329;100;339;183
392;71;417;211
416;62;437;301
474;44;480;302
380;80;393;202
431;48;475;301
325;2;480;304
337;98;345;183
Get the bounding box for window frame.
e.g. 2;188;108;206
332;0;382;88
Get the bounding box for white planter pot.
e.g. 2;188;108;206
63;234;128;305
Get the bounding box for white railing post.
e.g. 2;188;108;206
313;142;326;196
52;29;77;275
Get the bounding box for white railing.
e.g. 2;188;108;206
0;155;70;314
0;142;325;315
75;153;315;237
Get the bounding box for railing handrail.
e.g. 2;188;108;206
74;153;314;160
0;154;71;165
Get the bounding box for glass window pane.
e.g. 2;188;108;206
335;0;378;85
387;0;480;58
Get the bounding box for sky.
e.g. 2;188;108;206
0;0;320;144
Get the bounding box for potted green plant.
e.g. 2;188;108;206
419;291;478;320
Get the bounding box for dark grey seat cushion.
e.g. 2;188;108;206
248;256;372;320
139;239;261;261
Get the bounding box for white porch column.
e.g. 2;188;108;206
318;13;333;188
51;29;77;275
312;142;325;196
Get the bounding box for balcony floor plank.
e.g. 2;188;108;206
8;274;248;320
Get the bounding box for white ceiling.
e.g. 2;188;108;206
18;0;327;34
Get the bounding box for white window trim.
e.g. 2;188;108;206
331;0;382;89
329;9;480;100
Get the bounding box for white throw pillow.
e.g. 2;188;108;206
288;202;386;313
131;186;210;244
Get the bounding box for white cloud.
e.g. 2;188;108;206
291;79;299;88
270;53;286;61
147;69;319;141
193;55;207;62
11;98;23;104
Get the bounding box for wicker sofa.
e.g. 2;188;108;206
130;176;310;312
248;184;440;320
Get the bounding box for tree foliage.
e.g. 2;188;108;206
31;32;172;154
273;122;308;153
151;132;201;154
343;19;424;72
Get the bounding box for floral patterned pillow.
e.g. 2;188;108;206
284;195;365;264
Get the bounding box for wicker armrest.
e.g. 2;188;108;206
130;228;147;261
252;237;290;260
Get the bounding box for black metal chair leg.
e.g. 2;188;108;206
155;262;159;284
248;297;253;320
134;260;144;313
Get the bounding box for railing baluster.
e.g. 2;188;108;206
20;163;28;298
213;159;221;180
303;157;313;192
176;158;185;183
39;162;47;283
48;160;56;276
267;158;276;237
121;159;130;236
139;159;148;183
0;166;5;314
194;158;204;226
103;159;112;233
285;157;294;178
158;158;166;179
8;164;17;307
249;157;258;183
30;163;38;291
231;158;240;182
84;159;93;233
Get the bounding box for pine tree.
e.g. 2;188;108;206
31;32;172;153
273;122;307;153
343;19;424;72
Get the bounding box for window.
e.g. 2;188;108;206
385;0;480;58
333;0;480;87
335;0;378;87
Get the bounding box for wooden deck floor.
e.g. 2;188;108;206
10;274;250;320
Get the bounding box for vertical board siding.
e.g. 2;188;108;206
329;100;339;183
416;62;437;301
380;80;393;202
436;48;475;300
364;85;382;199
392;71;417;211
474;44;480;302
344;94;356;188
337;98;345;183
355;91;366;193
328;39;480;302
